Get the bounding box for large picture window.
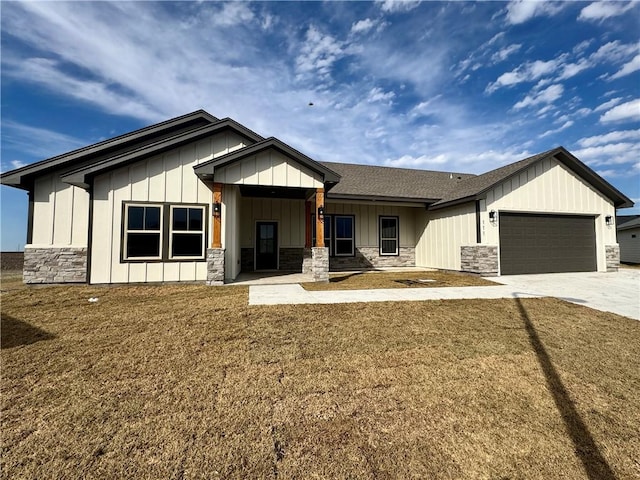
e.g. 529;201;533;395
122;202;207;262
170;206;205;259
380;216;399;256
124;204;162;259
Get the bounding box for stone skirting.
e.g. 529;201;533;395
460;245;499;275
279;248;305;271
23;246;87;284
311;247;329;282
206;248;225;286
302;248;313;274
605;245;620;272
329;247;416;270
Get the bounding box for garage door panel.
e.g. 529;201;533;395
499;213;596;275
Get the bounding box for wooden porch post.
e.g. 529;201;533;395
212;182;223;248
305;200;312;248
315;188;324;247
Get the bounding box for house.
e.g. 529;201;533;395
617;216;640;264
1;110;633;285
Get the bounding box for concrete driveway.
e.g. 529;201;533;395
492;269;640;320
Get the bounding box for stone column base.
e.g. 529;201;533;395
461;245;498;275
23;246;87;284
605;245;620;272
206;248;225;286
311;247;329;282
302;248;313;274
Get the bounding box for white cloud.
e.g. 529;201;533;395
486;58;562;93
351;18;376;34
491;44;522;63
578;129;640;147
210;2;255;27
539;120;574;138
367;87;395;104
10;160;26;169
377;0;421;13
505;0;565;24
578;1;636;21
1;121;86;159
514;84;564;110
384;153;448;168
574;142;640;166
599;99;640;123
594;97;623;112
610;54;640;80
557;59;592;80
296;25;348;80
590;41;637;64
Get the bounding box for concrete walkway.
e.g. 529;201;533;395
248;270;640;320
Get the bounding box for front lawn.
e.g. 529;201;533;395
2;282;639;479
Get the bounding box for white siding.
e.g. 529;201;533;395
619;227;640;263
239;197;305;248
223;185;241;280
484;157;617;272
31;174;89;247
215;149;324;188
90;131;245;284
415;203;476;270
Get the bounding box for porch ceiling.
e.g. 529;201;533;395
239;185;310;199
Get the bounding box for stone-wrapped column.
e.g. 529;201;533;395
460;245;498;275
23;246;87;284
311;247;329;282
206;248;225;286
302;247;313;274
605;245;620;272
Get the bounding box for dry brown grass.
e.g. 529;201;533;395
302;269;497;290
2;281;639;479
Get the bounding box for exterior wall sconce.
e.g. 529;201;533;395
489;210;498;223
317;205;325;220
605;215;613;226
212;202;221;216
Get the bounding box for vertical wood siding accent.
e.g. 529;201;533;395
415;203;476;270
215;149;323;188
31;174;90;248
483;157;617;272
89;131;246;284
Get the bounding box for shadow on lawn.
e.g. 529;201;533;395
514;296;616;480
1;314;55;349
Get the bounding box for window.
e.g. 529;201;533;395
312;215;354;256
170;206;205;259
124;205;162;259
380;216;399;256
122;202;207;262
334;216;354;256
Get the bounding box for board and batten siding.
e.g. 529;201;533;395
618;227;640;264
90;131;248;284
415;203;476;271
239;197;306;248
215;149;324;188
325;202;417;248
31;174;89;247
483;156;617;272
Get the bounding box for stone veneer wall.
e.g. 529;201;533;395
302;248;313;274
460;245;499;275
311;247;329;282
329;247;415;270
206;248;225;286
605;245;620;272
23;247;87;284
279;248;304;271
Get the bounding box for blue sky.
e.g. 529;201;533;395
2;0;639;250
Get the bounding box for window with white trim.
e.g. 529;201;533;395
124;204;162;259
379;216;399;256
170;206;206;259
334;215;354;256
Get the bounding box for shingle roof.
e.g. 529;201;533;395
618;217;640;230
617;215;640;227
430;148;559;208
319;161;475;201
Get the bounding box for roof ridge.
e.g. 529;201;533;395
319;160;475;177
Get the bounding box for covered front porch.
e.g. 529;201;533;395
193;138;341;285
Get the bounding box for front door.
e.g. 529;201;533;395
256;222;278;270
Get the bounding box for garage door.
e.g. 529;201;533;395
499;213;596;275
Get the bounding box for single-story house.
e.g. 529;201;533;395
1;110;633;284
617;216;640;264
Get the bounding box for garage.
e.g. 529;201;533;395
499;213;597;275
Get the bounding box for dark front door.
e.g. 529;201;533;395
499;213;596;275
256;222;278;270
